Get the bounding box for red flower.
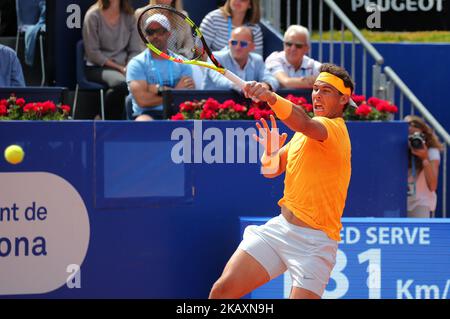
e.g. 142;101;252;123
388;104;398;113
302;103;313;113
61;105;71;113
367;97;382;107
203;98;220;112
15;98;26;107
286;94;307;106
179;101;195;112
23;103;36;112
247;107;262;120
375;101;396;113
200;109;217;119
42;101;56;113
232;103;246;113
351;94;366;105
171;113;185;120
260;109;274;119
0;99;8;107
0;104;7;116
355;104;372;116
220;99;236;109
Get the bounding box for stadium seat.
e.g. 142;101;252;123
73;40;105;120
125;94;134;120
14;0;45;86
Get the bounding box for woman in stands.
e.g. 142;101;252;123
83;0;141;119
405;115;444;218
200;0;263;56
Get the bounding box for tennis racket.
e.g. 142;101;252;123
136;4;247;89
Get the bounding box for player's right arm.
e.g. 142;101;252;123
244;82;328;141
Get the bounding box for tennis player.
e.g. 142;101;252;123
209;63;355;299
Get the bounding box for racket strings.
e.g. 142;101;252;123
138;7;205;61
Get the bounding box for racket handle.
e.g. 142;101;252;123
223;69;247;90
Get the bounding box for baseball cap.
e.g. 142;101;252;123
145;14;171;32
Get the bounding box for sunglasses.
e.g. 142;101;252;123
284;41;305;49
145;28;168;36
230;40;249;48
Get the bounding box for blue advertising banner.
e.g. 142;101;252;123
240;217;450;299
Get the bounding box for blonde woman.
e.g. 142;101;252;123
200;0;263;56
405;115;444;218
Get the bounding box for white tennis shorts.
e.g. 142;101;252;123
238;214;338;297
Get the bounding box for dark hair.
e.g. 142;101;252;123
98;0;134;15
319;63;354;111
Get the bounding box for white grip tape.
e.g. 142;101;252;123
223;69;247;89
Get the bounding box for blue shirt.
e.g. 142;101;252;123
202;49;279;91
126;49;192;114
0;45;25;87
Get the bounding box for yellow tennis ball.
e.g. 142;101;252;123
4;145;25;165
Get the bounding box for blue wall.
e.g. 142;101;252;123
0;121;407;298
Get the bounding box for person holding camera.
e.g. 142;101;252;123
405;115;444;218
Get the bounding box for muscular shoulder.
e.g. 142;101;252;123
312;117;348;141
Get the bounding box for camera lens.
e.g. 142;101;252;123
409;132;425;149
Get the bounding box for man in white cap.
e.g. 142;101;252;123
126;14;195;120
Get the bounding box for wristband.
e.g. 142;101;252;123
268;94;293;120
261;151;280;174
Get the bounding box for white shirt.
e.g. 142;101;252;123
407;147;440;211
265;51;322;79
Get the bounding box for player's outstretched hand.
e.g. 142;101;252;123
253;114;288;156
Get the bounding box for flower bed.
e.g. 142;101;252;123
0;94;71;121
170;94;398;121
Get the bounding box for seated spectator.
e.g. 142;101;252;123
135;0;191;54
135;0;204;88
200;0;264;56
202;26;278;92
405;115;444;218
82;0;141;119
0;44;25;87
126;14;194;121
265;25;321;89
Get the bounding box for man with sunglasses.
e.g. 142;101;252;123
126;14;195;120
266;25;321;89
202;26;278;91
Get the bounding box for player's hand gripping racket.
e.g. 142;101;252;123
136;4;248;90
